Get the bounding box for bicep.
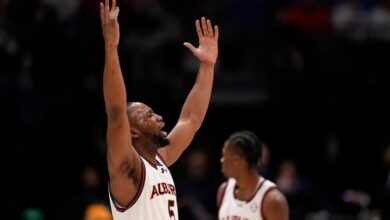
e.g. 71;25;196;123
158;119;198;166
106;114;137;174
263;189;289;220
106;115;144;207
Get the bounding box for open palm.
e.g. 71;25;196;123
184;17;219;65
100;0;120;47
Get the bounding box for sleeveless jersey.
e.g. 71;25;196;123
218;178;276;220
109;154;178;220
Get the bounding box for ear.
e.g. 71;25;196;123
233;154;245;168
130;128;140;139
232;154;241;164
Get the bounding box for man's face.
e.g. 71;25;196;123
128;102;169;147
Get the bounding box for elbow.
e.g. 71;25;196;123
179;110;205;131
192;111;207;130
177;117;202;133
190;117;203;131
187;112;205;131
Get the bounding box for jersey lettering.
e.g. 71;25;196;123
221;216;249;220
168;200;176;220
110;156;178;220
150;183;177;199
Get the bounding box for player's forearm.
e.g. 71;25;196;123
103;46;127;117
179;62;215;129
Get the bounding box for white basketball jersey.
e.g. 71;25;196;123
109;154;178;220
218;178;276;220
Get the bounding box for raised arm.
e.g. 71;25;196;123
101;0;142;207
158;17;219;166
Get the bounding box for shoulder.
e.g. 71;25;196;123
217;181;228;208
262;188;289;220
217;181;228;195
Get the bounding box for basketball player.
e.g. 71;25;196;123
217;131;289;220
100;0;219;219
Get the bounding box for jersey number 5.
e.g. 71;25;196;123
168;200;176;220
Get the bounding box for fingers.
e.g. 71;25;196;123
112;0;116;11
100;2;105;28
214;25;219;40
109;6;119;20
207;19;213;37
104;0;109;23
183;42;196;54
112;0;119;20
195;17;218;38
115;7;120;17
201;17;208;36
101;0;119;24
195;20;202;39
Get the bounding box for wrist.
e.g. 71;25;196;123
105;44;118;52
200;61;216;68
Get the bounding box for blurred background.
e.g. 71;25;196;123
2;0;390;219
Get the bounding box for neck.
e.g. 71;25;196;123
235;169;261;191
234;169;262;201
133;141;159;166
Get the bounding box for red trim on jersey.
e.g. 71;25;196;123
246;178;265;203
110;159;146;212
142;156;158;169
232;178;265;203
260;186;277;220
218;182;228;209
157;152;168;167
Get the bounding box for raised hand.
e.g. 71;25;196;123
184;17;219;65
100;0;120;48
